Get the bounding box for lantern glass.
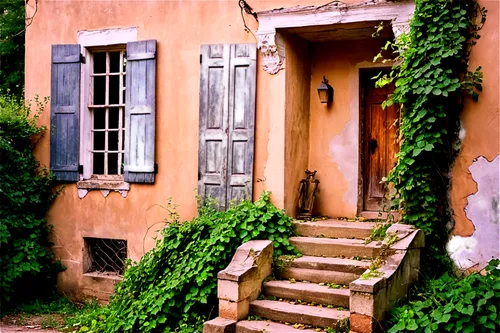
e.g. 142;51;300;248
317;76;332;104
317;85;329;104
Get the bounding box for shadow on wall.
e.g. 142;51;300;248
447;155;500;271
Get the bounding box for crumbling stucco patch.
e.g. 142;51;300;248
447;155;500;270
329;118;358;207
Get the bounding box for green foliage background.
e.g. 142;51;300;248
0;94;61;307
388;259;500;332
378;0;486;274
0;0;26;94
69;192;298;332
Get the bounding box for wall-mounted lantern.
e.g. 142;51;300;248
317;76;333;104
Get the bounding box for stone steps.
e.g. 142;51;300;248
290;236;381;258
249;300;350;328
279;267;360;286
263;280;350;308
233;219;384;332
293;219;377;239
236;320;319;333
291;255;371;274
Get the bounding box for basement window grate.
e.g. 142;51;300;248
83;237;127;275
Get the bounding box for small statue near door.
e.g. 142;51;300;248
297;170;319;220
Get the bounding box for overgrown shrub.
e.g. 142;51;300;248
0;94;60;307
376;0;486;274
69;192;298;332
388;259;500;333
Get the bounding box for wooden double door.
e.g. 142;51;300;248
198;44;257;211
361;70;399;212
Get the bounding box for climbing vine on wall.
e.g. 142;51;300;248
377;0;486;273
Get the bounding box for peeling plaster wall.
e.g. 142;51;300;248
308;39;390;218
450;0;499;237
447;0;499;271
447;156;500;270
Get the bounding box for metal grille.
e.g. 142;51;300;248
83;238;127;275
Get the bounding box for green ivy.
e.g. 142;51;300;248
0;94;61;307
377;0;486;274
68;192;298;332
388;259;500;333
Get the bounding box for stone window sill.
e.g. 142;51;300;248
83;271;123;281
77;180;130;198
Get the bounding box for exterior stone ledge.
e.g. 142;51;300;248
76;180;130;198
216;240;273;321
203;317;236;333
349;224;424;333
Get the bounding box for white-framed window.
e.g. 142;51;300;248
87;47;126;179
48;28;157;197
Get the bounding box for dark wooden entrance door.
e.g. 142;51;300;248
362;71;399;212
198;44;256;211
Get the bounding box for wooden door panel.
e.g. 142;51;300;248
199;44;256;210
199;44;230;210
362;73;399;212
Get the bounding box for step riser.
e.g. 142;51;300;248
263;283;349;308
291;259;369;274
279;268;360;287
290;239;379;258
294;224;372;239
250;303;344;328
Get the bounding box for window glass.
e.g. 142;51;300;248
89;48;126;177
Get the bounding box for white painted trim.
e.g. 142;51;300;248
77;27;137;185
78;27;138;48
255;0;414;74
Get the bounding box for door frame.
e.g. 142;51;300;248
357;67;397;218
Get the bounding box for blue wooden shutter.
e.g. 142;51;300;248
50;44;81;182
124;40;157;184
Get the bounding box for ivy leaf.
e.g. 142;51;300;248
432;88;442;95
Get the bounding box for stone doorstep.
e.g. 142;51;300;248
279;267;360;286
291;256;371;274
263;280;350;308
250;300;349;328
289;237;381;258
236;320;319;333
293;219;376;239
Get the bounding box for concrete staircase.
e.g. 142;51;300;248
236;219;381;332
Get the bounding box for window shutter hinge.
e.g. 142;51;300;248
78;165;84;174
80;54;86;64
200;54;202;64
154;163;158;174
198;172;202;181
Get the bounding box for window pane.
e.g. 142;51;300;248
108;153;118;175
93;52;106;74
93;109;105;129
122;130;125;150
110;52;120;73
93;131;105;150
108;131;119;151
93;76;106;105
93;153;104;174
109;75;120;104
109;108;119;129
121;153;124;174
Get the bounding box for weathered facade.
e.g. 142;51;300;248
25;0;498;299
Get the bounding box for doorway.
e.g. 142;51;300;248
360;69;399;212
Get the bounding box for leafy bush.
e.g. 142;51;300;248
388;259;500;333
0;94;60;307
375;0;486;274
69;192;298;332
